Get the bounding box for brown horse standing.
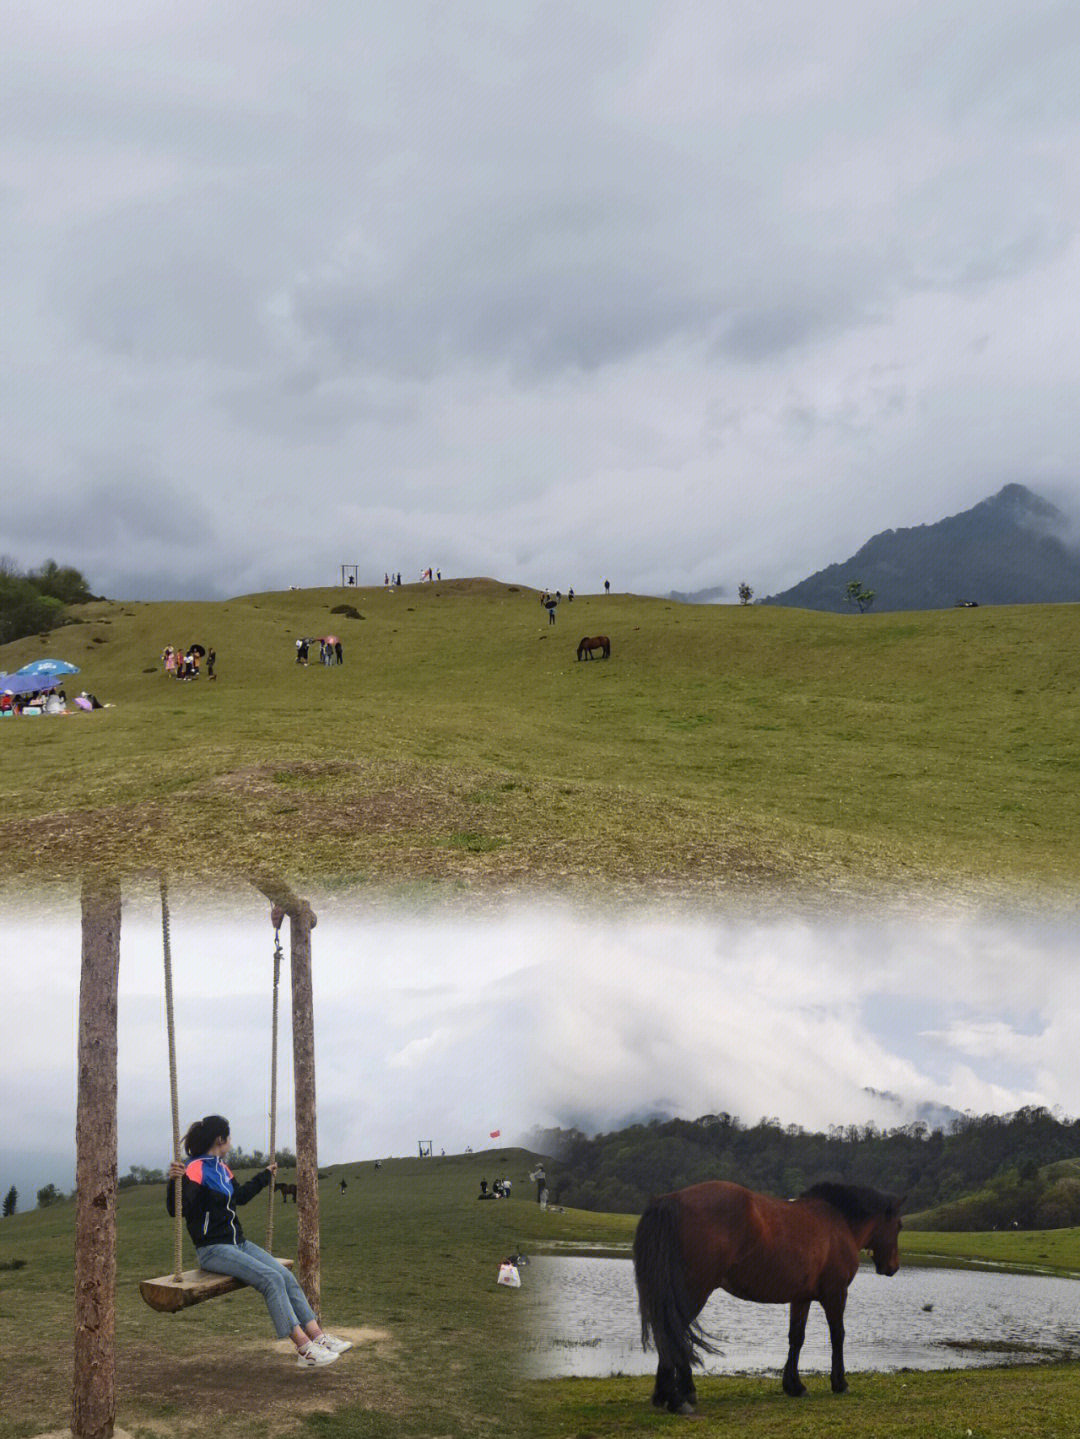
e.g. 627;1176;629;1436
576;635;611;660
633;1180;902;1415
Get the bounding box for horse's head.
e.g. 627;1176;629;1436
868;1196;904;1276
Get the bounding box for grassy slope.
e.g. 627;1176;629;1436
3;582;1080;902
6;1174;1080;1439
0;1150;539;1439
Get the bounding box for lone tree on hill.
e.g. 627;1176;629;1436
738;582;754;606
844;579;876;614
2;1185;15;1216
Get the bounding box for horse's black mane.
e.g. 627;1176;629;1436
799;1182;898;1223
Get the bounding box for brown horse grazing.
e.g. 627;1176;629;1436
633;1180;903;1415
577;635;611;660
274;1181;298;1204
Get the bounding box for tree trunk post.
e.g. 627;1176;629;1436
73;874;121;1439
289;901;320;1312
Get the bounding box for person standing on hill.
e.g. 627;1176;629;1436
166;1114;352;1368
335;640;343;665
604;578;610;594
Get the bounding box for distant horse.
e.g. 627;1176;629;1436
274;1181;298;1204
634;1180;903;1415
577;635;611;660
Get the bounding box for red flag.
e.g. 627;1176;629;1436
489;1130;501;1138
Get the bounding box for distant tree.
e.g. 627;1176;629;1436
0;569;63;644
0;556;94;643
27;558;94;606
843;579;876;614
738;582;754;606
2;1185;16;1216
1036;1177;1080;1229
124;1164;166;1186
36;1183;62;1208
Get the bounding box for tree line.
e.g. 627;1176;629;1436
531;1107;1080;1229
0;1148;297;1216
0;557;97;645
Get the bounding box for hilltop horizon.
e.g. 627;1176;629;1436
10;481;1080;616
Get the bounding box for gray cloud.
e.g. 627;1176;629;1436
3;1;1080;599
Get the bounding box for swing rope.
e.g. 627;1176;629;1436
161;875;184;1283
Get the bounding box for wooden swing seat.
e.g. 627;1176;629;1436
140;1258;294;1313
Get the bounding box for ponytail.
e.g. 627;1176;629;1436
182;1114;230;1157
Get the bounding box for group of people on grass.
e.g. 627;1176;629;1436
1;687;103;716
162;644;215;680
382;569;441;585
295;637;343;666
540;588;574;624
2;686;66;715
477;1176;513;1199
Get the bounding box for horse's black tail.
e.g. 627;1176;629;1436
633;1196;717;1370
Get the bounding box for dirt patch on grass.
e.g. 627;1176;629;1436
0;756;1028;915
21;1329;405;1439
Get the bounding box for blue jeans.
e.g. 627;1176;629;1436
196;1239;317;1339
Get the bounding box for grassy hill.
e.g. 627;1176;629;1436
3;580;1080;903
906;1157;1080;1233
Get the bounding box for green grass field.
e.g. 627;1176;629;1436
3;582;1080;903
0;1150;543;1439
5;1164;1080;1439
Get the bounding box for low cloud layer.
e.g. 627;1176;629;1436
3;896;1077;1199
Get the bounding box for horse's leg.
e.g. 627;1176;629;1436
674;1362;698;1415
782;1298;811;1397
822;1291;848;1394
651;1360;676;1410
651;1359;697;1415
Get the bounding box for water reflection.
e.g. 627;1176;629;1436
524;1257;1080;1378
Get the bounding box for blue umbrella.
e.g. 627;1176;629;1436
16;658;80;676
1;672;64;696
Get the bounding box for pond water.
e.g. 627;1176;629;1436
522;1256;1080;1378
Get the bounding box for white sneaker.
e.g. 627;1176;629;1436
297;1341;340;1368
316;1332;353;1354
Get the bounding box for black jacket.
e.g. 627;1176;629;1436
165;1155;272;1248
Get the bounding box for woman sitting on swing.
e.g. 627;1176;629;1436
167;1114;351;1368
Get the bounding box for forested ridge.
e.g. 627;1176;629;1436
534;1107;1080;1229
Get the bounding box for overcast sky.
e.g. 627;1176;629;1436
3;1;1080;601
4;892;1079;1202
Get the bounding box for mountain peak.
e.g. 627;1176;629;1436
763;484;1080;612
982;482;1063;525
